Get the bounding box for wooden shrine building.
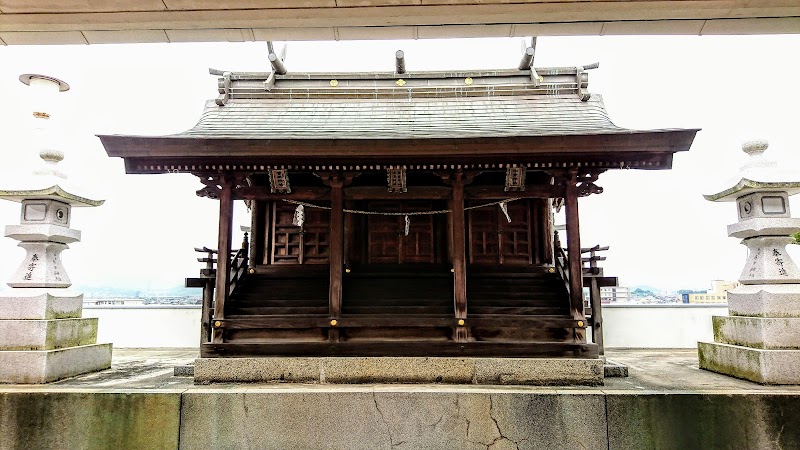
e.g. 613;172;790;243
100;52;696;359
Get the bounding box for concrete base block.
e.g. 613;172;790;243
0;392;181;450
713;315;800;349
728;284;800;317
472;358;602;385
0;289;82;320
0;317;98;350
604;362;629;377
0;343;112;384
194;357;603;385
180;390;609;449
698;341;800;384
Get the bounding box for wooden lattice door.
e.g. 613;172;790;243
366;201;436;264
270;202;330;264
468;200;533;265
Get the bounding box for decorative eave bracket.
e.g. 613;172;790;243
576;62;599;102
215;71;231;106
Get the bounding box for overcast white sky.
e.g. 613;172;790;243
0;35;799;292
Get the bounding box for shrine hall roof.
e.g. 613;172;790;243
100;67;698;172
175;68;666;140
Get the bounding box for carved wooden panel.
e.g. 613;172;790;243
270;202;330;265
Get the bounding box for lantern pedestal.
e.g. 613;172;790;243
0;127;112;383
699;140;800;384
0;200;112;383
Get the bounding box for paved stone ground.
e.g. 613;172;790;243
1;348;798;392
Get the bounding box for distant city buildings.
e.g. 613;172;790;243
681;280;739;304
83;298;145;307
601;286;631;304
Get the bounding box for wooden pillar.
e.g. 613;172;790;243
200;279;214;344
248;200;259;268
451;173;468;341
212;175;235;343
329;176;344;341
564;174;587;342
590;277;604;355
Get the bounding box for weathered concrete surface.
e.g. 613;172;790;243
0;350;799;450
0;317;98;350
0;343;112;383
699;341;800;385
713;315;800;349
0;391;181;450
179;390;608;450
0;291;82;320
195;357;603;385
607;392;800;450
728;284;800;318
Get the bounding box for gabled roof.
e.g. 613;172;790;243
99;66;697;174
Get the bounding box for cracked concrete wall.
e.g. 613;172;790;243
179;390;608;450
0;392;181;450
607;393;800;450
2;390;798;449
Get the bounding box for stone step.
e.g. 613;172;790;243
698;341;800;385
0;318;99;351
728;284;800;318
0;291;83;320
0;343;112;383
712;315;800;349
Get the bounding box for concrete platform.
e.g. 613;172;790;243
195;357;603;385
1;349;799;449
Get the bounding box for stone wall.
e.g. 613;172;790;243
2;389;798;449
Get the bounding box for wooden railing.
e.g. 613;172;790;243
552;232;615;356
229;232;250;297
185;232;250;345
581;244;613;357
553;231;571;296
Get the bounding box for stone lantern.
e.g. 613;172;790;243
699;140;800;384
0;74;112;383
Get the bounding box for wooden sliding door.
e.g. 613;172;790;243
269;201;330;265
468;199;551;265
366;200;438;264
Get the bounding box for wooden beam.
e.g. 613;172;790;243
212;174;235;344
395;49;406;74
465;184;562;199
214;315;583;330
234;186;329;200
451;172;468;342
328;175;345;342
345;186;451;200
202;341;599;359
564;172;587;343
